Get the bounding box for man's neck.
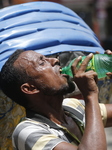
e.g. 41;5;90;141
28;94;66;125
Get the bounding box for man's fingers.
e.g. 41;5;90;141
95;51;100;54
72;56;82;68
71;56;82;75
78;53;93;72
106;72;112;79
105;49;112;55
71;53;93;77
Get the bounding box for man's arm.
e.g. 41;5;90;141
54;54;107;150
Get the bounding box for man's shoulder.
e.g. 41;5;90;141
63;98;85;110
63;98;85;124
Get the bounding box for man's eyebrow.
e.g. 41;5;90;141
39;55;46;60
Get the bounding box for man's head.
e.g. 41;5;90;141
0;49;75;108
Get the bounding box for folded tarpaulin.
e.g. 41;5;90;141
0;1;104;70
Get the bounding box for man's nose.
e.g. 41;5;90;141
47;58;60;66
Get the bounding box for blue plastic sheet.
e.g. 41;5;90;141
0;1;104;70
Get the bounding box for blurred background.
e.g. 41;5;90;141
0;0;112;149
1;0;112;51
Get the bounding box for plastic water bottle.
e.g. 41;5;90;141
61;54;112;79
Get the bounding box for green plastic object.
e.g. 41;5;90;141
62;54;112;79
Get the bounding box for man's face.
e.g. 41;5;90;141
14;51;75;95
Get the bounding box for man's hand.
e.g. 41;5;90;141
71;53;98;99
105;49;112;55
95;50;112;78
105;49;112;78
68;53;107;150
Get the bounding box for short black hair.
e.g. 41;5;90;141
0;49;33;107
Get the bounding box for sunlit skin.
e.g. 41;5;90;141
14;51;75;96
14;50;76;125
13;50;107;150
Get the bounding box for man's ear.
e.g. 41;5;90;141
21;83;39;94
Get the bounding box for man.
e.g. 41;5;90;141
1;49;112;150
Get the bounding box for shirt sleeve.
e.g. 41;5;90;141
63;98;107;127
12;121;66;150
99;103;107;126
63;98;85;125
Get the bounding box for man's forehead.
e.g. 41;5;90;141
22;50;41;57
19;51;43;61
14;51;42;67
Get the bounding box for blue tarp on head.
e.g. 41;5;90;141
0;1;104;70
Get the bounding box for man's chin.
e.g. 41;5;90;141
67;80;76;94
42;79;75;96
